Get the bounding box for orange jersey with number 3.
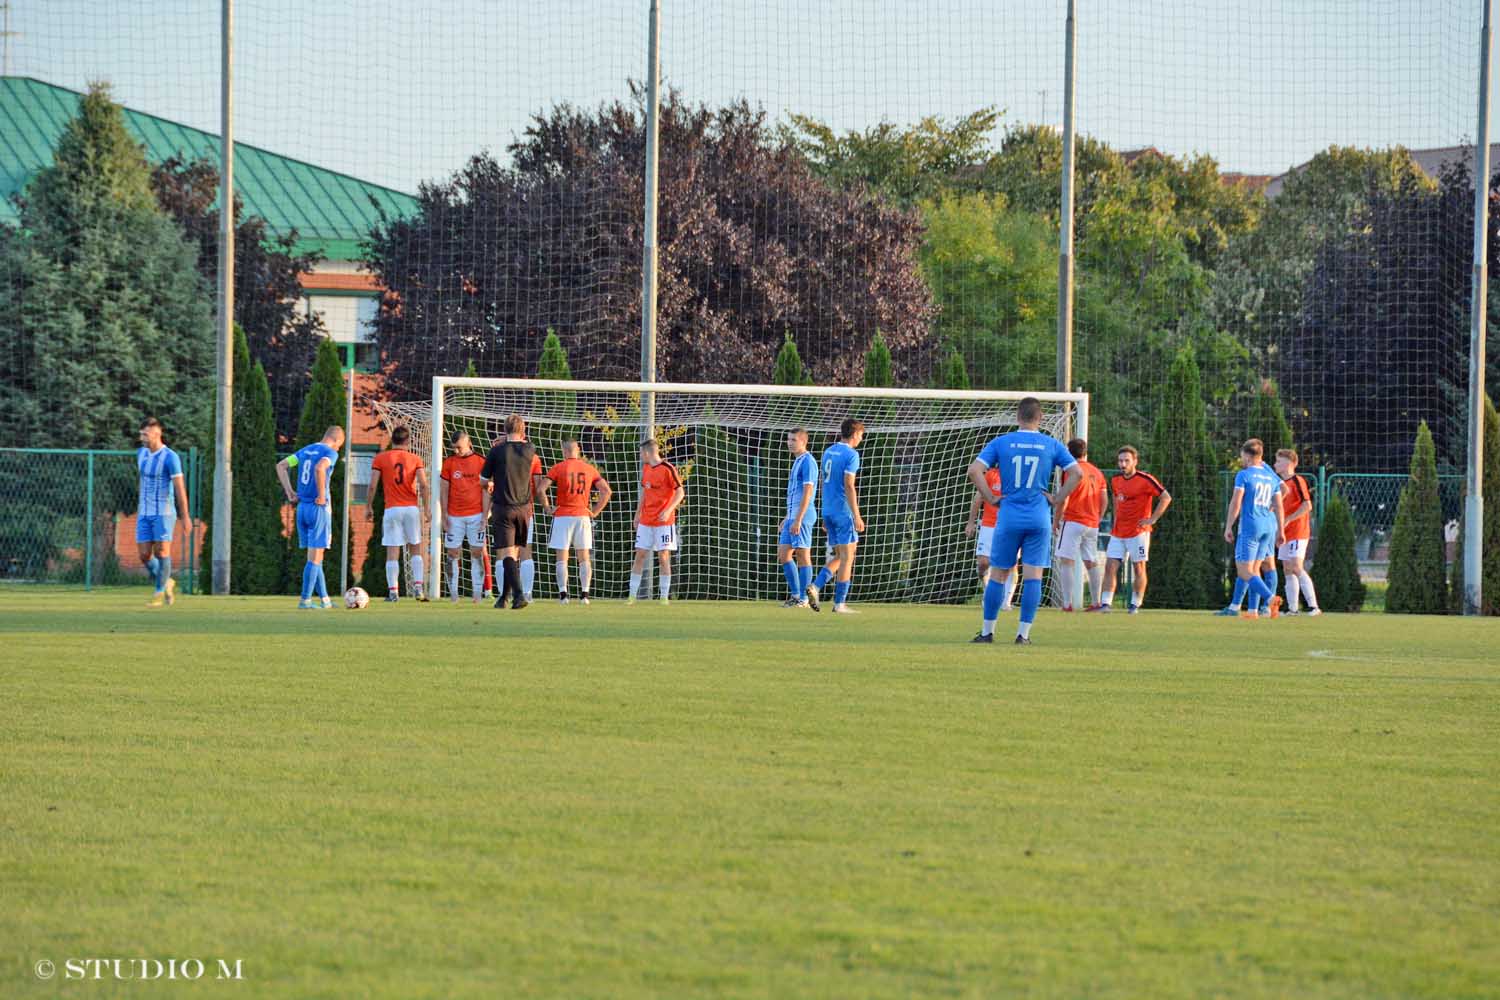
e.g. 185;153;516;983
639;461;682;527
371;449;423;508
548;458;602;518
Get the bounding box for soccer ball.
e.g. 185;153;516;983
344;586;370;609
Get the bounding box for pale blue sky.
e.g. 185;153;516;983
9;0;1487;193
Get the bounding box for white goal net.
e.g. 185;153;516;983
373;379;1088;605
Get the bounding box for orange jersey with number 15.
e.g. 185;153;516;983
548;458;602;518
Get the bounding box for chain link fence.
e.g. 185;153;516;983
0;447;202;590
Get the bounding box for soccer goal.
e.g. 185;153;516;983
373;378;1088;605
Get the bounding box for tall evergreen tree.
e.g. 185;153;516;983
1245;379;1295;460
199;325;284;592
773;333;807;385
939;349;971;390
0;82;213;450
1385;421;1448;614
854;333;906;600
286;339;348;593
1147;348;1221;607
1312;492;1366;612
864;333;895;389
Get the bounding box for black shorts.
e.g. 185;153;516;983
492;506;531;549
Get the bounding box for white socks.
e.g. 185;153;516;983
386;559;399;591
1087;562;1104;604
981;619;997;637
579;560;592;593
411;556;424;589
1298;571;1318;609
449;557;460;599
556;559;568;593
1099;589;1114;607
1017;620;1033;639
1286;573;1302;612
520;558;534;598
471;557;483;597
660;575;672;599
1001;573;1018;609
629;571;642;597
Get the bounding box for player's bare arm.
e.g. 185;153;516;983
590;476;613;518
315;459;331;506
1274;490;1287;547
661;485;686;523
539;475;555;516
966;460;1000;505
366;467;382;521
1223;488;1244;543
844;474;864;534
965;494;982;537
439;477;450;531
1139;489;1172;528
275;457;297;504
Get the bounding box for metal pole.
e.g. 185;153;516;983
640;0;662;434
85;452;94;592
1057;0;1077;398
211;0;235;595
1466;0;1493;615
429;377;446;597
341;367;354;593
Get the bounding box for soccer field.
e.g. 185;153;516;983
3;590;1497;998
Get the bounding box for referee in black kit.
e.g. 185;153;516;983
481;413;545;609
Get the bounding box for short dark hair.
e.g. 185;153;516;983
1017;397;1042;424
1117;445;1139;459
451;430;470;448
140;417;163;431
839;418;865;440
789;427;808;439
504;413;525;436
640;438;659;453
1242;438;1264;459
390;425;410;446
1067;438;1087;460
1276;448;1298;464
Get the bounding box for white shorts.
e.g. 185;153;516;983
550;516;594;551
1278;538;1307;561
383;505;423;547
1056;521;1100;562
444;513;485;549
1105;532;1150;563
975;524;995;558
635;523;678;552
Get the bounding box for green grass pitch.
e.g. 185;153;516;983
3;588;1497;998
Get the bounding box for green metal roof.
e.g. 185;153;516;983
0;76;418;260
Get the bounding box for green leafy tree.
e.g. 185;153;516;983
1146;348;1221;608
773;333;812;385
199;325;285;593
1385;421;1448;614
285;339;348;593
0;82;213;451
938;350;971;391
1245;379;1295;459
1311;492;1366;612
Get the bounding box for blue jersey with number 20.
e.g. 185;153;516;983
975;430;1075;514
1234;464;1281;532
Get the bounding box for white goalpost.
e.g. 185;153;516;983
371;378;1089;606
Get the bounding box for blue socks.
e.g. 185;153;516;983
1246;574;1273;612
157;556;171;592
813;567;833;592
1020;578;1042;624
1230;577;1248;609
301;562;315;600
1261;568;1277;598
799;564;813;596
314;565;329;600
146;556;161;590
982;578;1005;621
782;561;801;598
834;581;850;606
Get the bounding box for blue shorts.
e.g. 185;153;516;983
297;502;332;550
135;513;176;543
824;513;859;547
991;507;1052;569
779;516;816;549
1235;525;1276;563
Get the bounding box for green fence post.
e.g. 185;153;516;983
187;447;197;596
85;451;95;591
1316;465;1327;530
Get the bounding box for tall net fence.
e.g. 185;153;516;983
0;1;1488;586
374;382;1080;604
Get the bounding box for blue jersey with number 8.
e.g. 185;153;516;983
975;430;1075;514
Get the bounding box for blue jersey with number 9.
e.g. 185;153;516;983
820;442;861;520
975;430;1075;514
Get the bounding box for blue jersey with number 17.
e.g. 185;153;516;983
975;430;1075;514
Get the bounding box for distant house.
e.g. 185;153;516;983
1262;144;1491;198
0;76;417;378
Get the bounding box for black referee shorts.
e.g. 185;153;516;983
491;506;531;550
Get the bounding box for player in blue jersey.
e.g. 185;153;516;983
967;397;1083;644
136;417;190;608
276;425;345;609
805;418;865;614
777;428;819;608
1218;438;1286;619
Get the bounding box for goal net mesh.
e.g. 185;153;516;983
374;382;1084;605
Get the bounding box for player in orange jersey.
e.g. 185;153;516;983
630;439;684;604
965;465;1017;610
1274;448;1320;616
1095;445;1171;614
541;440;612;605
368;425;430;602
1053;438;1107;611
440;431;491;603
